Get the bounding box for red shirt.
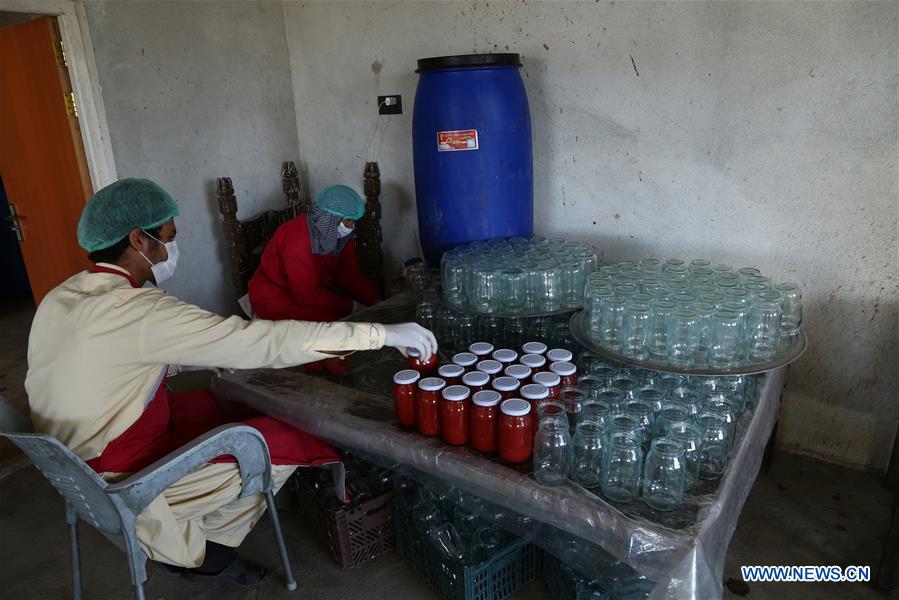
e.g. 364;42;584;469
248;215;381;321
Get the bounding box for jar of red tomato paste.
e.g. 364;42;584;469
546;348;573;364
504;364;532;383
499;399;533;463
416;377;445;436
519;353;547;374
440;385;470;446
550;361;577;388
437;364;464;386
521;341;547;356
492;348;518;365
492;376;520;400
520;383;550;437
470;390;501;453
408;349;438;377
469;342;494;359
392;369;420;426
533;371;561;400
476;360;503;377
462;370;490;394
451;352;478;372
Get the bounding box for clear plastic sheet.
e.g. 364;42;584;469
211;297;786;599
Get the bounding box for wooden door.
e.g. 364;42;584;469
0;16;93;305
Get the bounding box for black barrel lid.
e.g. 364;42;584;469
417;53;520;71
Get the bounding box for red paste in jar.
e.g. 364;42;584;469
533;371;561;400
393;369;420;426
499;399;533;463
437;364;465;386
416;377;445;436
550;361;577;388
440;385;470;445
471;390;501;453
408;349;438;377
492;376;520;401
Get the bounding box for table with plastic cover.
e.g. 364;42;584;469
212;295;788;600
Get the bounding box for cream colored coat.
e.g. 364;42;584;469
25;264;385;566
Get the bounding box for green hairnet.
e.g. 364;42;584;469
77;178;179;252
315;185;365;221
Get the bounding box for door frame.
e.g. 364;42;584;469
2;0;117;189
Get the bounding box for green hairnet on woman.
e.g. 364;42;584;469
248;184;382;373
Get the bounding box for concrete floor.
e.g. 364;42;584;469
0;450;890;600
0;301;893;599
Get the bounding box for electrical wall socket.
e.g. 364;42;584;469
378;95;402;115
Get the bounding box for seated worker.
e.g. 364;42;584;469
248;185;381;372
25;178;436;588
249;184;379;322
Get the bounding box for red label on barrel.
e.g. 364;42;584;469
437;129;479;152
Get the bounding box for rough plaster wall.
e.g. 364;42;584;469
285;1;898;469
84;0;299;315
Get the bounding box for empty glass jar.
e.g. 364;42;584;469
696;412;732;480
571;420;605;489
775;282;802;336
708;309;745;368
642;438;686;511
601;431;643;503
667;307;700;367
746;291;783;362
534;416;572;486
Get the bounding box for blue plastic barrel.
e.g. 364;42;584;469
413;54;533;265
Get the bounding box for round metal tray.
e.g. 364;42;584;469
436;291;580;319
569;310;808;376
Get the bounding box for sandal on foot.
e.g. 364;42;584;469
184;559;268;589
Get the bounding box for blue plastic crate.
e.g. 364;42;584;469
393;500;541;600
543;550;657;600
543;550;609;600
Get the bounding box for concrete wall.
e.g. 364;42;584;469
84;0;299;314
284;1;898;469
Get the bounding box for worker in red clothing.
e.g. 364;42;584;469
248;185;382;373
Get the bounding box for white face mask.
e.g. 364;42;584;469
139;231;179;285
337;222;355;238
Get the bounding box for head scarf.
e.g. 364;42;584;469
308;206;354;256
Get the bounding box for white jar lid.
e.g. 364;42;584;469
522;341;547;355
533;371;561;387
504;364;531;380
462;371;490;387
546;348;573;363
452;352;477;367
438;364;465;379
492;376;520;392
520;354;546;369
469;342;494;356
476;360;503;375
492;349;518;363
442;385;471;401
520;383;549;400
473;390;501;407
418;377;446;391
393;369;421;385
501;398;531;416
550;361;577;377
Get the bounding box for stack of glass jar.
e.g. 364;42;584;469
531;350;763;512
584;258;802;368
416;301;576;355
441;237;598;313
393;341;580;465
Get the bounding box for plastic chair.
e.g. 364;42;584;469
0;400;297;600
